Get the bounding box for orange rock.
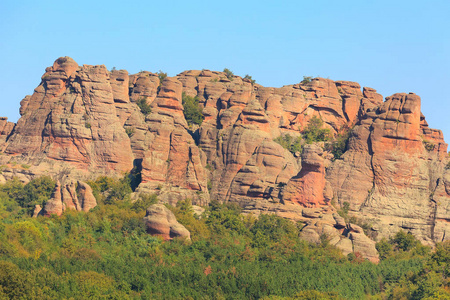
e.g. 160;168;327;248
282;145;331;207
327;92;449;243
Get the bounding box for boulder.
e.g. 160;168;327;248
143;204;191;240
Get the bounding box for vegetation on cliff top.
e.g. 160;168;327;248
274;116;350;159
0;176;449;299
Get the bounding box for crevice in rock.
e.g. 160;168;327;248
130;158;143;191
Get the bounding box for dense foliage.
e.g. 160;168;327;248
182;92;204;126
0;177;449;299
302;116;332;144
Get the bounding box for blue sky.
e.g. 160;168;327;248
1;0;449;143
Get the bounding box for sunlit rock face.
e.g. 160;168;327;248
1;57;449;250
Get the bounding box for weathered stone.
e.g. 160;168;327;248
77;181;97;212
282;144;331;207
327;93;449;244
143;204;190;240
43;181;64;216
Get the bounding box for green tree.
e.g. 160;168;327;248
136;97;152;115
301;76;313;84
391;230;419;252
244;74;256;84
302;116;332;144
223;68;234;80
23;176;56;210
182;93;204;126
157;70;167;85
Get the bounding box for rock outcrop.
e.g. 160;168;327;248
142;204;191;240
282;144;332;207
1;56;449;253
38;179;97;216
0;117;14;151
327;93;449;244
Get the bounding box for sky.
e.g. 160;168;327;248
1;0;449;142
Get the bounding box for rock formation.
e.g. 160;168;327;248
37;179;97;216
327;93;449;244
282;144;333;207
143;204;191;240
1;57;449;258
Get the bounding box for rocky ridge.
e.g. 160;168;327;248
1;57;449;260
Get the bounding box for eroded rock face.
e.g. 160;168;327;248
282;144;332;207
2;56;449;250
4;57;134;176
327;93;450;244
136;77;208;205
41;179;97;216
0;117;14;151
143;204;190;240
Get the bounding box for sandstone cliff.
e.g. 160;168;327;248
1;57;449;257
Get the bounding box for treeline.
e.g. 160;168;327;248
0;176;449;299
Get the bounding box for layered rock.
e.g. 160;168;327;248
142;204;191;240
2;56;449;250
0;117;14;150
327;93;450;244
242;203;379;262
282;144;332;207
4;57;134;177
39;179;97;216
136;77;208;205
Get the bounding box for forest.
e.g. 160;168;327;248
0;176;449;299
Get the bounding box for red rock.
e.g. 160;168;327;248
0;117;14;150
138;77;208;205
143;204;190;240
77;181;97;212
43;180;64;216
4;57;133;176
327;92;449;243
42;179;97;216
282;145;332;207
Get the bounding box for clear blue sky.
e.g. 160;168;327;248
1;0;449;143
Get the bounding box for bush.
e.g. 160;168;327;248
206;200;248;236
302;116;331;144
23;176;56;209
87;175;132;205
157;70;167;85
131;193;158;213
223;68;234;80
391;230;419;252
326;126;352;159
244;74;256;84
423;140;436;152
376;238;393;260
136;97;152;115
125;128;134;137
182;93;204;126
301;76;313;84
0;176;55;213
273;134;302;154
